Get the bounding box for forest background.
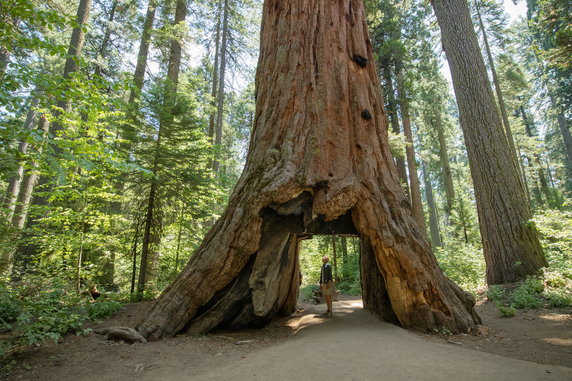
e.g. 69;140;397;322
0;0;570;359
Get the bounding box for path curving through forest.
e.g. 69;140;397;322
198;298;570;380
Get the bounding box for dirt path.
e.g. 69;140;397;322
7;297;572;380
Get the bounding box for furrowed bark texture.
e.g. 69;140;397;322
432;0;547;284
137;0;480;340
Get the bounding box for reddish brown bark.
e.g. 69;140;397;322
432;0;547;284
137;0;480;340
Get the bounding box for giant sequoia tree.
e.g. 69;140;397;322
137;0;480;340
431;0;547;284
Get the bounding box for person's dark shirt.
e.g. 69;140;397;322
320;262;333;284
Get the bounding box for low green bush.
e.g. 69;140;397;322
87;300;122;320
300;285;316;301
486;285;505;302
434;241;486;294
335;280;361;296
546;292;572;308
511;287;543;309
0;273;124;361
497;304;516;317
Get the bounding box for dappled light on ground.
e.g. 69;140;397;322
287;299;361;334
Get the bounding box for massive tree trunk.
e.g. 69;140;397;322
432;0;547;284
137;0;480;340
473;0;521;178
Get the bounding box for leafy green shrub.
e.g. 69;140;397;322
0;286;20;325
486;285;505;302
335;280;361;295
546;292;572;308
434;241;486;294
300;285;316;301
521;276;544;294
0;272;125;361
511;288;543;309
544;272;567;288
497;304;516;317
87;300;122;320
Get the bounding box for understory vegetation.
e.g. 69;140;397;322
0;270;123;361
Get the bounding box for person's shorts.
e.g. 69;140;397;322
322;282;335;296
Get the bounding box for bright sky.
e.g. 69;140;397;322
439;0;528;88
504;0;528;22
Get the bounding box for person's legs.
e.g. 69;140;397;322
325;294;332;315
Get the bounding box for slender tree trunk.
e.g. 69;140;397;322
137;0;187;296
396;68;426;236
556;113;572;187
123;0;158;147
331;235;338;282
5;115;50;275
0;17;20;76
432;0;547;284
213;0;229;173
452;157;470;243
94;0;118;78
434;112;455;214
131;0;157;103
5;0;91;230
2;95;40;221
137;0;480;340
0;45;9;75
174;206;185;274
519;106;551;204
10;114;49;231
10;0;92;272
130;220;141;295
382;66;409;195
50;0;92;136
208;0;222;140
422;162;442;248
17;0;91;209
340;236;348;279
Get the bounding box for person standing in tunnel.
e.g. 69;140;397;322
319;256;334;318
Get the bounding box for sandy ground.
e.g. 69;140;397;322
5;296;572;380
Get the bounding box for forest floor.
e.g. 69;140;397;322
4;295;571;380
